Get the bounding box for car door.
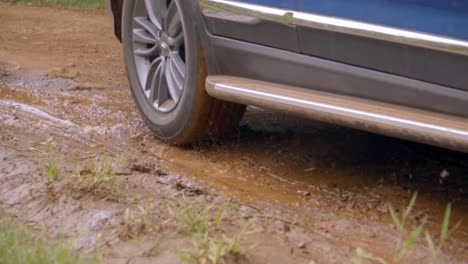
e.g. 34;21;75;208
295;0;468;91
200;0;300;52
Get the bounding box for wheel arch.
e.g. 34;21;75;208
108;0;216;74
106;0;124;41
178;0;218;75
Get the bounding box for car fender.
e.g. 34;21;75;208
105;0;124;41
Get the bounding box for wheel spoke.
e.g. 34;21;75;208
134;45;159;56
144;0;166;30
169;57;184;89
171;53;186;80
134;17;159;37
133;29;157;44
148;65;161;104
165;1;182;37
165;60;181;101
156;58;170;107
145;57;163;93
168;31;184;48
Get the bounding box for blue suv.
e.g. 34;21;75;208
105;0;468;152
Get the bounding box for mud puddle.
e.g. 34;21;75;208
1;2;468;263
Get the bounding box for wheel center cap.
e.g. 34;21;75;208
159;41;171;56
158;32;172;57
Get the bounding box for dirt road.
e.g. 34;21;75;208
1;2;467;263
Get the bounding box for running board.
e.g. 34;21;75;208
206;76;468;153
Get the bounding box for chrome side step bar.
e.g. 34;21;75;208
206;76;468;153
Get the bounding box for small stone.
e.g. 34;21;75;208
440;169;449;179
297;241;306;249
297;190;311;196
273;220;290;234
439;169;450;184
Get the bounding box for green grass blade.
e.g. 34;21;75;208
441;203;451;242
398;221;425;260
215;209;225;229
446;219;462;242
403;192;418;219
389;205;403;232
396;217;426;262
425;232;437;258
353;248;388;264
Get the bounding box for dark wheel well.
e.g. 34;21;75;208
110;0;124;41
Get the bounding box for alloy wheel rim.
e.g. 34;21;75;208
132;0;186;112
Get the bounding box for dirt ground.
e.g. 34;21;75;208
0;2;467;263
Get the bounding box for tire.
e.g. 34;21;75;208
122;0;245;145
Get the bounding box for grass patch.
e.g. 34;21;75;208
43;158;60;184
169;202;212;235
352;193;462;263
177;228;252;264
0;216;99;264
3;0;105;9
40;137;61;188
68;152;125;201
170;200;257;264
120;202;162;240
388;192;427;262
38;138;125;201
425;203;462;260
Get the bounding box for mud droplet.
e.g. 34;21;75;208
48;67;79;79
66;82;106;92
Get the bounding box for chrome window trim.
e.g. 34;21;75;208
200;0;468;56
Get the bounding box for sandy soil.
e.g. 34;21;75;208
0;2;467;263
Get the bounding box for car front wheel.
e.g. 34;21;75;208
122;0;245;144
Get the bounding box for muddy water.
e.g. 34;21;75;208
163;108;468;230
0;3;467;262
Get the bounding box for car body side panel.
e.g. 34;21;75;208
200;0;468;91
207;34;468;118
296;0;468;91
200;0;300;52
297;28;468;91
297;0;468;40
